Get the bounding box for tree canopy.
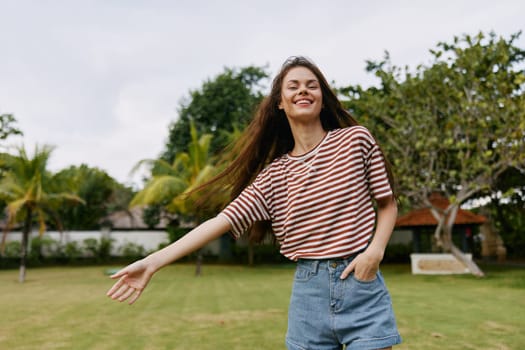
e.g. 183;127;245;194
339;31;525;275
0;113;22;142
53;164;134;230
132;122;224;222
162;65;268;162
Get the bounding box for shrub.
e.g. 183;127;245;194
119;242;146;259
167;226;192;243
62;241;83;261
83;238;99;258
30;236;60;261
82;237;114;262
2;241;21;258
99;237;113;261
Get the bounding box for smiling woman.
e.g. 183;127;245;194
107;56;401;350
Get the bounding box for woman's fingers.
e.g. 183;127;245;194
106;274;144;304
109;268;128;280
106;261;148;304
109;282;131;300
118;286;137;302
128;289;143;305
106;275;127;297
340;259;356;280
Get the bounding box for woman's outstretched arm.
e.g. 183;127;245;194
106;215;231;305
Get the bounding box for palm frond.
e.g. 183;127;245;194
130;158;176;177
187;164;218;191
35;208;47;235
46;192;85;204
0;176;25;200
6;198;28;225
130;175;187;207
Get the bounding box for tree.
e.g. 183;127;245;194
162;65;268;162
0;113;22;142
0;145;84;282
132;123;225;274
53;165;134;230
0;113;23;183
132;123;222;215
340;31;525;276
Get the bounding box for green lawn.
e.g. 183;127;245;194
0;263;524;350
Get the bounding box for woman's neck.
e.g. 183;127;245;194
289;121;327;156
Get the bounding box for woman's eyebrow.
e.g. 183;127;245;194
285;79;319;84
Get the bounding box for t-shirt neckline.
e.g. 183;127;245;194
286;130;331;161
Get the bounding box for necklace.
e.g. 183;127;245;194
289;131;328;157
287;131;330;173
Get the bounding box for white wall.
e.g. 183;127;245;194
3;230;224;257
4;230;169;256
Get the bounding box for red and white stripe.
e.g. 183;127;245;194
219;126;392;261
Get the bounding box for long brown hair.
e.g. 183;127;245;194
205;56;393;242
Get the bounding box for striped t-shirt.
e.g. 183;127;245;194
219;126;393;261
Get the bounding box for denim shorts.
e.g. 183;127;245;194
286;257;402;350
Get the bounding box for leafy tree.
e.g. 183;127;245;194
133;123;224;217
340;31;525;276
0;145;84;282
53;165;134;230
162;66;268;162
141;203;163;229
0;113;22;142
0;113;22;184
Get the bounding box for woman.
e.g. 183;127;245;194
107;56;402;350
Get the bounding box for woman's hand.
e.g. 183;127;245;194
340;195;396;281
106;259;155;305
340;247;384;281
105;216;231;305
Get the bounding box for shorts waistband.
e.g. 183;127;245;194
297;249;365;263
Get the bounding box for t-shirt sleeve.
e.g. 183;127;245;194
219;182;271;239
360;128;393;200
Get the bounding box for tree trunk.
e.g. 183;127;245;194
192;219;203;276
19;208;32;283
449;243;485;277
195;249;203;276
0;229;8;255
440;205;485;277
431;204;485;277
248;241;254;266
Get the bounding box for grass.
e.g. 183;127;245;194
0;263;524;350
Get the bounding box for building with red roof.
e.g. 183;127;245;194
395;193;486;253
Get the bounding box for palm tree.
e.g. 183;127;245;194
0;145;84;282
132;124;223;210
131;123;226;274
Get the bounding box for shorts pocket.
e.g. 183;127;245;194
346;272;390;314
351;273;378;284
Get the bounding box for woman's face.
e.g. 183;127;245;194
278;66;323;124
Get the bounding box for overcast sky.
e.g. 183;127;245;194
1;0;523;188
